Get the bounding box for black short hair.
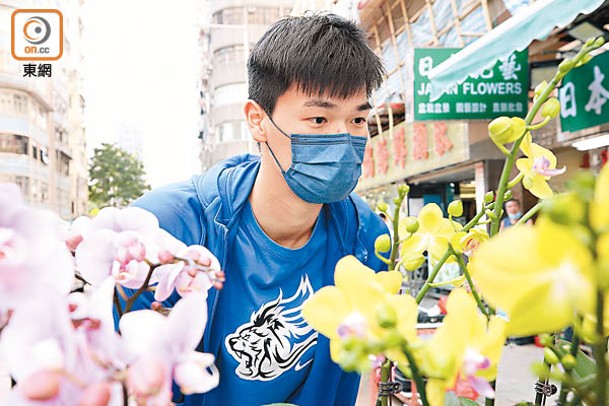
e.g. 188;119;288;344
247;13;385;115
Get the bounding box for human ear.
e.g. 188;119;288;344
244;100;267;143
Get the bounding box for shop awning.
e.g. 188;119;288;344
428;0;606;101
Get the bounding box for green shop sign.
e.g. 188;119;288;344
559;51;609;133
414;48;529;120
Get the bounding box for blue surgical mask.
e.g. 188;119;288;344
508;211;522;221
265;115;367;204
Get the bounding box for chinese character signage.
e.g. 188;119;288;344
414;48;529;120
357;121;469;191
559;51;609;133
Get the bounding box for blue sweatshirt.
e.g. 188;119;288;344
130;154;388;406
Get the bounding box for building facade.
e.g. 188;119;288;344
199;0;296;172
355;0;609;220
0;0;87;220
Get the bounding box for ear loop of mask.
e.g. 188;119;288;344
263;112;291;175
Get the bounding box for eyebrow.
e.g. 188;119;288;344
302;99;372;112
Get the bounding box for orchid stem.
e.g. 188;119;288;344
450;245;487;317
402;343;430;406
506;172;524;189
516;202;542;226
526;116;550;131
415;250;452;304
375;251;393;266
124;264;158;313
594;289;607;406
113;288;123;319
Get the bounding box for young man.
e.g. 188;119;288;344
131;13;388;406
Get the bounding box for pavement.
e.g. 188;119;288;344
355;343;545;406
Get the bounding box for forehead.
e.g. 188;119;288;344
506;201;520;206
279;84;369;107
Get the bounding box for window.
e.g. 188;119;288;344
212;7;244;25
13;94;28;115
0;133;29;155
213;45;245;67
14;176;30;196
214;83;248;107
247;7;281;25
56;150;70;175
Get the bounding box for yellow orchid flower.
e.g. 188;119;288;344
469;218;594;336
399;204;459;269
516;143;566;199
419;289;506;406
591;163;609;234
450;227;489;257
302;256;416;368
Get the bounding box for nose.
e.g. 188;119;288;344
333;123;349;134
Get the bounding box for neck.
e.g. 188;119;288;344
249;158;322;249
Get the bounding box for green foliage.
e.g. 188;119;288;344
88;143;150;208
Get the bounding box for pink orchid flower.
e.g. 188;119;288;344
0;183;74;308
151;245;223;302
75;207;184;289
1;296;123;405
119;292;219;402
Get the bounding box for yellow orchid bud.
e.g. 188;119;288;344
594;37;606;48
538;334;553;347
585;37;597;47
561;354;577;370
402;255;425;271
543;347;559;365
559;59;574;73
488;117;513;144
376;302;398;328
393;197;401;205
403;217;419;234
534;81;548;98
375;234;392;253
485;209;498;220
575;54;593;68
376;201;388;213
484;191;494;204
541;98;560;119
398;184;410;197
503;190;513;201
448;200;463;217
488;117;526;144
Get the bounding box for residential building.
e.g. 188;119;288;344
0;0;87;219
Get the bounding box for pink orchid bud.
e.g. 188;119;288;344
21;370;62;401
128;356;167;398
127;240;146;262
185;248;201;262
66;235;83;252
78;382;111;406
196;256;211;267
151;301;162;311
187;267;198;278
157;249;175;264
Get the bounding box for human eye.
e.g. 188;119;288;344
308;117;327;125
352;117;367;126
